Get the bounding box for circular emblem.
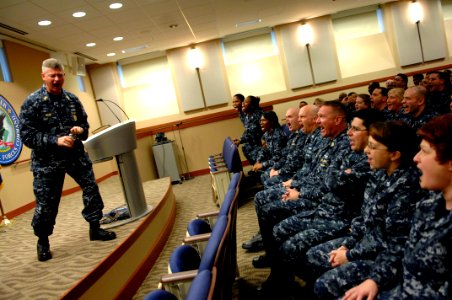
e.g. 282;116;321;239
0;95;23;165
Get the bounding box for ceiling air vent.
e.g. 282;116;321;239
73;52;98;62
0;23;28;35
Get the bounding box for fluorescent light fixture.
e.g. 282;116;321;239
72;11;86;18
121;44;148;53
113;36;123;41
107;52;116;57
86;42;96;47
38;20;52;26
235;19;262;28
109;3;123;9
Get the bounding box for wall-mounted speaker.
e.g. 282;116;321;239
72;56;86;76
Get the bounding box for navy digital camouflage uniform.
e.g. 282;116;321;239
305;166;424;298
253;128;324;217
262;149;371;284
240;108;263;164
427;89;451;115
378;191;452;299
260;129;307;188
255;130;351;266
383;110;403;122
238;110;246;125
381;108;394;122
399;108;438;131
273;150;371;259
255;126;287;171
19;86;104;238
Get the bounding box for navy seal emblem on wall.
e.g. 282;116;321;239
0;94;22;165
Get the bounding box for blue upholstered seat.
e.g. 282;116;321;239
186;173;240;236
168;244;201;273
144;269;213;300
143;289;178;300
170;215;228;275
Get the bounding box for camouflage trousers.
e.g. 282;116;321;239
32;156;104;237
241;142;260;165
260;171;292;189
314;259;373;298
275;214;349;264
255;186;308;260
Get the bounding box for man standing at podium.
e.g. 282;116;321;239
19;58;116;262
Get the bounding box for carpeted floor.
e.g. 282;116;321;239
0;173;269;299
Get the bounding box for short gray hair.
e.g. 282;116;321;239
42;58;64;72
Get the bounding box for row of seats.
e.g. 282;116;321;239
208;137;242;206
144;172;243;300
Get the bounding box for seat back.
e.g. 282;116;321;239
168;244;201;273
185;269;213;300
198;215;229;271
227;172;241;191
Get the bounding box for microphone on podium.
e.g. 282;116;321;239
96;99;130;123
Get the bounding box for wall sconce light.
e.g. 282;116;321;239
187;46;207;108
298;23;316;85
409;1;423;24
297;23;314;46
409;1;425;62
187;46;204;69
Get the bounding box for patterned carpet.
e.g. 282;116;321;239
0;173;268;299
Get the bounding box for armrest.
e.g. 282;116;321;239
183;233;211;244
160;269;198;284
160;269;198;300
197;210;220;219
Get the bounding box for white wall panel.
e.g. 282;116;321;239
391;0;446;66
196;40;230;107
279;16;337;89
167;47;205;112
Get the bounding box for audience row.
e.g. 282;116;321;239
232;81;451;299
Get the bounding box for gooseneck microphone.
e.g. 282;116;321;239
96;99;130;123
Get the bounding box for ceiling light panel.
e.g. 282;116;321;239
72;11;86;18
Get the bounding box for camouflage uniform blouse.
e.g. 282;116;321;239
379;191;451;299
19;86;90;171
239;108;263;146
256;126;287;170
342;166;424;266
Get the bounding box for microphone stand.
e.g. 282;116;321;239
176;122;193;180
96;99;129;123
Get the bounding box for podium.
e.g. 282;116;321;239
84;120;151;226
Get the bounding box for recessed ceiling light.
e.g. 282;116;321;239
86;42;96;47
109;3;123;9
113;36;123;41
72;11;86;18
38;20;52;26
107;53;116;57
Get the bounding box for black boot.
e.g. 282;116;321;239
89;221;116;241
37;236;52;262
